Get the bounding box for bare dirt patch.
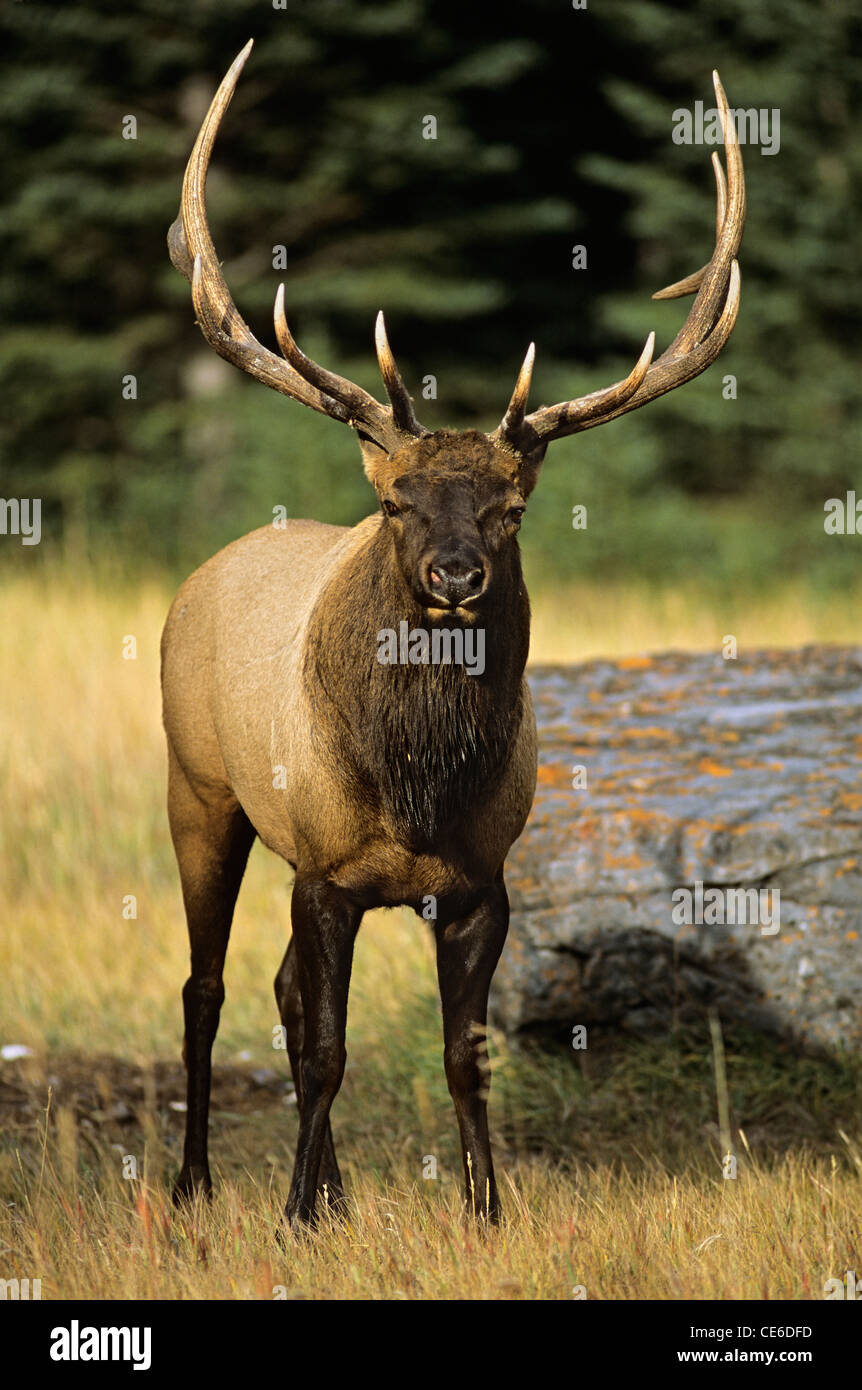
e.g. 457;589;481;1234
0;1053;293;1143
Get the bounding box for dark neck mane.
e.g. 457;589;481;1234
307;526;530;849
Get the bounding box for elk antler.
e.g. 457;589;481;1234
492;70;745;456
168;39;425;455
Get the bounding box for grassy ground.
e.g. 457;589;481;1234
1;563;860;1299
527;577;862;664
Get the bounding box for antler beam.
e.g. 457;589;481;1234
168;39;424;455
492;69;745;455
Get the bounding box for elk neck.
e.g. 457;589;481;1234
303;518;530;849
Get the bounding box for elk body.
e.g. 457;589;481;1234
163;40;745;1229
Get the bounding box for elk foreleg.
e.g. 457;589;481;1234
283;878;361;1230
274;937;347;1215
435;876;509;1223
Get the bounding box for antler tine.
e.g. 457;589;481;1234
652;152;727;301
493;70;745;451
557;257;742;437
659;70;745;354
273;285;398;442
167;40;255;283
169;41;425;452
505;333;656;450
494;343;536;450
375;313;423;436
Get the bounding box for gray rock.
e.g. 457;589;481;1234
492;647;862;1054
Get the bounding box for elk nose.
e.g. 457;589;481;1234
427;557;485;605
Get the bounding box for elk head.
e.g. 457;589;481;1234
168;40;745;618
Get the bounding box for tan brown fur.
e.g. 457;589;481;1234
162;449;538;908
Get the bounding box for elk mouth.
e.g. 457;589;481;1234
417;584;488;622
422;600;484;624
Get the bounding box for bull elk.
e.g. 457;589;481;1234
163;39;745;1229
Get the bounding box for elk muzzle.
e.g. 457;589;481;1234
424;546;487;608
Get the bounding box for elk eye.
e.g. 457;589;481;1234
508;506;525;527
383;499;400;518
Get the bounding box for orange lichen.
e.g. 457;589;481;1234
696;758;734;778
617;656;653;670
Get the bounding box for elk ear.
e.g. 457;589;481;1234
514;444;548;499
357;432;389;485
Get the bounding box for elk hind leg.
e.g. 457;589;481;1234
169;746;255;1203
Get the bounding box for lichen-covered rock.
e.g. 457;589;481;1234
493;647;862;1054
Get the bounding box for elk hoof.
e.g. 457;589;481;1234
172;1166;213;1207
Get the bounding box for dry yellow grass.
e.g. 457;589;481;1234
528;579;862;663
3;1137;860;1300
1;563;860;1300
